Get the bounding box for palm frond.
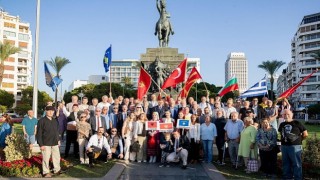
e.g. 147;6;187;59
46;56;71;76
0;41;21;63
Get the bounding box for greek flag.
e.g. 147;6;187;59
240;76;268;98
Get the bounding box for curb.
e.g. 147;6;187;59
104;161;126;179
201;162;226;180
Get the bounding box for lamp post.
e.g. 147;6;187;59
120;82;125;97
78;90;84;103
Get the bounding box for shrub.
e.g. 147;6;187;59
3;133;31;162
303;135;320;172
0;155;69;177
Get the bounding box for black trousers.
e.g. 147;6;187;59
189;138;200;161
216;142;224;162
65;130;79;157
259;148;277;175
87;149;108;165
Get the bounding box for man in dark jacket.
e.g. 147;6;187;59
166;131;190;169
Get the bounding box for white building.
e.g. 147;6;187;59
0;10;32;106
68;80;88;92
283;12;320;108
88;75;109;84
110;59;140;86
225;52;248;94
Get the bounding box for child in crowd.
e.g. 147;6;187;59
159;132;173;167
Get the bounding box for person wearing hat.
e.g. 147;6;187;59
36;106;61;178
239;101;254;121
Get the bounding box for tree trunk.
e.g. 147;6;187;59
0;63;5;86
270;76;274;101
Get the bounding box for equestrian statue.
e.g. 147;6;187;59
154;0;174;47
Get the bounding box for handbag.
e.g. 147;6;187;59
130;141;141;153
247;150;258;172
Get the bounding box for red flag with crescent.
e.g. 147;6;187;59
161;59;187;89
137;67;152;100
179;67;202;98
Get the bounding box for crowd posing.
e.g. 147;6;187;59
0;94;308;179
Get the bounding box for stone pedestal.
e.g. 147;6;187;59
140;47;184;68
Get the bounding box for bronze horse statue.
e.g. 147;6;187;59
154;0;174;47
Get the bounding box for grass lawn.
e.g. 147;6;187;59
58;156;116;178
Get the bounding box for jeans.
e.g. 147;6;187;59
281;145;302;180
228;140;239;165
25;134;36;144
202;140;213;163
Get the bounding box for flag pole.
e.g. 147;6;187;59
150;78;169;97
109;44;112;97
32;0;40;118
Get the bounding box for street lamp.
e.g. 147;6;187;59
78;90;84;103
120;82;125;96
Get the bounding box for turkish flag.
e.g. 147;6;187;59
179;67;202;98
137;67;152;100
161;59;187;89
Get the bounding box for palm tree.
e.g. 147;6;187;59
46;56;71;107
258;60;286;100
0;41;21;85
121;76;133;90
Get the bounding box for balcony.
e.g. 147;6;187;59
17;78;28;84
18;62;28;67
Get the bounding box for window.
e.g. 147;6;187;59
3;30;16;37
18;34;29;41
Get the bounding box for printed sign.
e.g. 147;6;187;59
159;122;174;132
146;121;159;130
176;119;190;129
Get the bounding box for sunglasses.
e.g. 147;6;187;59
113;108;118;109
80;116;86;118
136;107;142;108
111;130;117;132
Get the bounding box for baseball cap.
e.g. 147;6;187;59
45;106;55;111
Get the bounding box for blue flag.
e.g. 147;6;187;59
103;45;112;73
44;62;53;86
44;62;63;92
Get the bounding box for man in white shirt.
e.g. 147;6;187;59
97;95;111;110
86;127;112;167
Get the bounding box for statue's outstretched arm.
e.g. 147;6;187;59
156;0;161;13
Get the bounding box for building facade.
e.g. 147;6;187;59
225;52;248;94
0;10;32;105
281;12;320;108
68;80;88;92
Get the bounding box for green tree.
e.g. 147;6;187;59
14;104;32;116
0;41;21;85
46;56;71;108
20;86;53;116
121;76;134;89
258;60;285;100
0;89;15;108
0;105;7;114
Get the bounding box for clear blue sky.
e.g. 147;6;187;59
2;0;320;99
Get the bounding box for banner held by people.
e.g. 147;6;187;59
218;75;239;97
161;58;187;90
137;67;152;100
179;67;202;98
240;76;268;98
44;62;62;92
277;69;319;100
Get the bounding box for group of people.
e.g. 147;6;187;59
0;93;308;179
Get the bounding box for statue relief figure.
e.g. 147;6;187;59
148;57;169;92
155;0;174;47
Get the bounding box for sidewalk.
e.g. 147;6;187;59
106;161;226;180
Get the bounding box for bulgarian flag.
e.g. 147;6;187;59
218;75;239;97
